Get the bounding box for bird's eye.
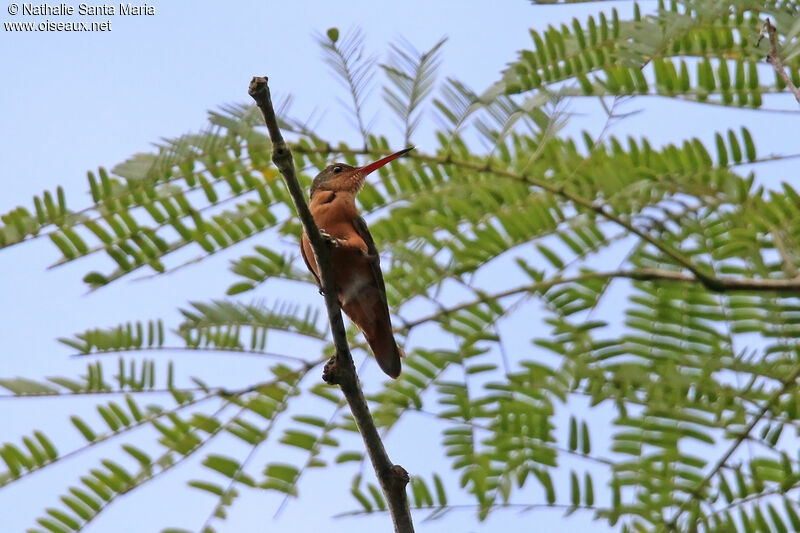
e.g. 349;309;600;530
332;165;342;173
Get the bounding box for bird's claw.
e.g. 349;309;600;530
319;229;340;247
317;284;341;297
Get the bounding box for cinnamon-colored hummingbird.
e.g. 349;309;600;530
300;147;413;378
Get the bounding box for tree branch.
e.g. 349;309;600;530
336;501;602;519
81;399;248;528
761;18;800;106
200;367;306;533
662;358;800;531
248;76;413;533
433;159;721;288
68;345;311;363
0;369;310;489
770;226;799;278
400;268;800;333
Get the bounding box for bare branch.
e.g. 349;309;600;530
761;18;800;106
68;345;311;363
248;76;413;533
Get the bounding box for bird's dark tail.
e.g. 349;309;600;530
342;291;403;378
365;331;403;379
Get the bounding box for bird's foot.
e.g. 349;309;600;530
319;229;340;247
317;283;341;297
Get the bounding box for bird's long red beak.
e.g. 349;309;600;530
358;147;414;176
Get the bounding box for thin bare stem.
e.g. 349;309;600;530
761;18;800;106
69;345;310;363
199;365;310;532
249;76;413;533
0;390;219;488
75;400;246;531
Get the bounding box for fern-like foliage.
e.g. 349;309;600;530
3;1;800;532
382;36;447;144
317;27;378;146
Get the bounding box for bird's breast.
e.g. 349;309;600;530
309;192;358;234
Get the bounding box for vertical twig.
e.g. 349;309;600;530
760;18;800;106
248;76;414;533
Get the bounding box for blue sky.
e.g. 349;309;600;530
2;1;799;532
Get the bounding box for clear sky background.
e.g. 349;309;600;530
1;1;798;532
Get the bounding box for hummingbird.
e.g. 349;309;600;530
300;147;413;378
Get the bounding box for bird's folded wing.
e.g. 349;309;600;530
352;216;389;307
300;236;321;287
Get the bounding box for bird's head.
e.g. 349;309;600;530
310;147;413;198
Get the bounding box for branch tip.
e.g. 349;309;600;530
248;76;269;99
